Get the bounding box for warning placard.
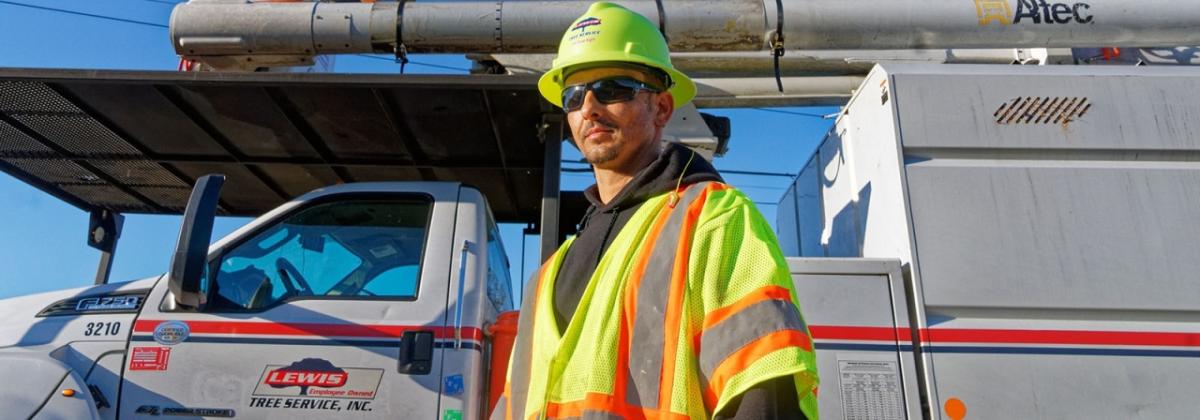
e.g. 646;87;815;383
130;346;171;371
838;360;903;420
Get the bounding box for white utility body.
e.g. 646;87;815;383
780;64;1200;420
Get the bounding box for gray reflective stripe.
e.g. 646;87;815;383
557;411;626;420
697;299;808;378
625;182;713;408
508;267;549;420
490;395;508;420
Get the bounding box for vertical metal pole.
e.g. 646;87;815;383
90;210;125;285
94;251;118;285
540;116;563;263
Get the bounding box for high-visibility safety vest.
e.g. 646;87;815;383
494;182;819;420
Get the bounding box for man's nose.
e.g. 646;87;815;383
577;90;604;118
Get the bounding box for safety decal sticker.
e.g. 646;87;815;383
153;320;190;346
444;409;463;420
129;346;171;371
444;374;464;396
250;358;382;412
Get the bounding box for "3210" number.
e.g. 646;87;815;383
84;322;121;337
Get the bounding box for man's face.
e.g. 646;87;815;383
563;67;674;170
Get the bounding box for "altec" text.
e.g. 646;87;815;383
1013;0;1093;24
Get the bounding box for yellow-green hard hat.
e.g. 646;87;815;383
537;1;695;109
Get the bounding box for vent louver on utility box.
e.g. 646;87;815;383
994;96;1091;125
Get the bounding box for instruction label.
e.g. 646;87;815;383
838;360;903;420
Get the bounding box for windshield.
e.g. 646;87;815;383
212;197;431;310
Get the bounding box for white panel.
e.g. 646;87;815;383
905;164;1200;310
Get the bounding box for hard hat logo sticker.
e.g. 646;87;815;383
572;17;602;32
568;17;602;45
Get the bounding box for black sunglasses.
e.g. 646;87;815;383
561;77;661;112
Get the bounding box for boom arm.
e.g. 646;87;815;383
170;0;1200;70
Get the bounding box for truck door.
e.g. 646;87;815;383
436;187;513;420
120;186;467;419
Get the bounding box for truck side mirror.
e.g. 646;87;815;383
87;209;124;253
168;174;225;309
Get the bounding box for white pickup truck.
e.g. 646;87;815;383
0;177;520;419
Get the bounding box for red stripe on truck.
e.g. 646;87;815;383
134;321;1200;348
809;325;1200;348
133;320;484;341
809;326;911;342
925;328;1200;347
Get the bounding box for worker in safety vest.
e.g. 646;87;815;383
494;2;819;419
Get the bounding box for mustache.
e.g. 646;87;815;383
582;119;618;133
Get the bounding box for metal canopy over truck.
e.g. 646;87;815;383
0;68;561;223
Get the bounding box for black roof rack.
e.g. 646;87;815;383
0;68;569;223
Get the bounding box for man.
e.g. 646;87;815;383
494;2;819;419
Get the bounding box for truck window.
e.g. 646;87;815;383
485;215;514;312
211;197;431;310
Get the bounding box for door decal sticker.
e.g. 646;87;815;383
153;320;190;345
249;358;383;413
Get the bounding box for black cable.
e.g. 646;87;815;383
750;108;829;119
654;0;667;43
561;162;796;178
354;54;471;72
771;0;785;93
395;0;409;73
718;169;797;178
732;184;788;190
519;231;526;302
0;0;168;28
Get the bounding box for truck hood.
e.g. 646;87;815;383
0;276;161;348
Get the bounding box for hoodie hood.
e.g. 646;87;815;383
578;142;723;229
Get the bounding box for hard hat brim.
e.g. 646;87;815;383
538;52;696;110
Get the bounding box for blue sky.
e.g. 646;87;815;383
0;0;835;299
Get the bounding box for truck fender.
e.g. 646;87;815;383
0;352;99;419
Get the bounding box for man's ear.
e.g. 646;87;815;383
654;92;675;128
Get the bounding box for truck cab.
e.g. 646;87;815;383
0;181;513;420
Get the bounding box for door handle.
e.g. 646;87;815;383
398;330;435;375
455;240;473;350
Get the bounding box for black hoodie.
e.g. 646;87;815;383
551;143;803;420
552;142;722;328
